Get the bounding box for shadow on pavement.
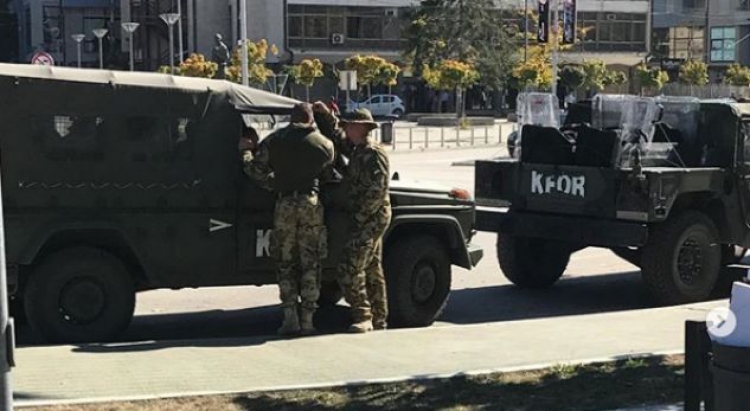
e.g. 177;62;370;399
440;271;649;325
16;304;353;348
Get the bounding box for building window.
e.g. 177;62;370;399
711;27;736;62
575;12;647;53
287;5;404;49
652;26;704;61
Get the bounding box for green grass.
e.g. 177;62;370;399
28;355;684;411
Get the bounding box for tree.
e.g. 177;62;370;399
288;59;324;102
605;70;628;92
404;0;517;90
559;64;585;90
580;60;613;93
635;63;669;95
511;46;553;90
175;53;218;78
679;60;709;87
226;39;279;85
725;64;750;86
345;54;390;99
376;61;401;96
423;59;479;117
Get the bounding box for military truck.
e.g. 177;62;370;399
475;93;750;305
0;64;483;343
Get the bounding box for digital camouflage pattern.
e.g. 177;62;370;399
243;124;334;317
316;110;392;328
273;194;327;310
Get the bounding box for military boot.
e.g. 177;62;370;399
299;308;316;336
348;319;373;333
277;306;301;336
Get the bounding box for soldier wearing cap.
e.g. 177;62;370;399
240;103;335;336
313;103;391;333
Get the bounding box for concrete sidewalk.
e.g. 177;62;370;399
13;300;723;407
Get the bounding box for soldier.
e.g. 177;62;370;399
313;102;392;333
240;104;334;336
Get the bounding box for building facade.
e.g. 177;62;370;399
652;0;750;78
3;0;650;68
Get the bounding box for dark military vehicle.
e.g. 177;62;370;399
0;64;482;343
476;93;750;305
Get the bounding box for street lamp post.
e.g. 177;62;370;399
71;33;85;68
121;22;140;71
240;0;249;86
92;28;108;69
159;13;180;74
176;0;184;64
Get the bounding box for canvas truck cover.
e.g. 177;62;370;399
0;63;299;115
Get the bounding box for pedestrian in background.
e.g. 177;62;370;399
313;102;391;333
240;103;334;336
328;96;341;116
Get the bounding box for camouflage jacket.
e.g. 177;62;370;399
315;111;391;226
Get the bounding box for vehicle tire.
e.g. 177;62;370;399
318;280;343;307
392;109;404;117
497;233;572;288
611;247;642;267
641;211;721;306
24;247;136;343
385;236;451;328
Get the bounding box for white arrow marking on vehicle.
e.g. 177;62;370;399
209;219;233;232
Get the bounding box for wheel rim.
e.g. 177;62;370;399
58;276;106;325
677;237;703;286
411;262;437;304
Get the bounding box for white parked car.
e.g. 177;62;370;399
348;94;405;117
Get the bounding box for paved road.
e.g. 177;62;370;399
14;147;696;344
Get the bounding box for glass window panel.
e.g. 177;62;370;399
304;16;327;38
329;17;344;34
725;50;736;61
725;27;737;39
712;39;723;50
288;16;303;38
362;17;382;39
711;27;724;39
711;50;722;61
347;17;361;38
633;23;646;42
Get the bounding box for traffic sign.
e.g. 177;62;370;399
31;52;55;66
339;70;357;91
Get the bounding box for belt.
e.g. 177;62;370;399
278;189;318;199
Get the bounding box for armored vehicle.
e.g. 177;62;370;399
0;64;482;343
476;93;750;305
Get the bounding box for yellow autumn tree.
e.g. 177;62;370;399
345;54;390;99
423;59;479;117
226;39;279;85
512;46;553;89
288;58;324;102
176;53;218;78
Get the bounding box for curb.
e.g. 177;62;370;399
14;349;683;408
607;405;684;411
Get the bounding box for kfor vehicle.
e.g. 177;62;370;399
0;64;482;343
475;93;750;305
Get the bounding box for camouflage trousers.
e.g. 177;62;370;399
338;210;391;327
272;193;327;311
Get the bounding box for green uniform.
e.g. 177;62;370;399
316;111;392;329
243;123;334;312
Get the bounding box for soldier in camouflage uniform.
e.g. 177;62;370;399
240;103;335;336
313;102;392;333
